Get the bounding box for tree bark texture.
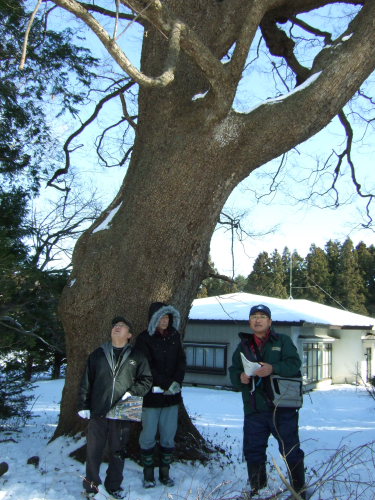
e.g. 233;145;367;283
52;1;375;439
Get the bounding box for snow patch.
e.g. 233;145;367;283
1;380;375;499
192;91;208;101
92;202;122;233
213;115;240;147
265;71;322;105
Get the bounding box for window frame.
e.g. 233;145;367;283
184;342;228;375
302;341;332;383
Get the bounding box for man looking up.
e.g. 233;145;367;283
78;316;152;499
229;304;306;499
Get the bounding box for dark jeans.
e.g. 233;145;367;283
83;417;132;493
243;408;304;466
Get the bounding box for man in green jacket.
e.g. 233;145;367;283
229;304;306;499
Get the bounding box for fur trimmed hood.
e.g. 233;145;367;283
147;302;181;336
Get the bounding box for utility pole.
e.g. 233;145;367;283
289;253;293;299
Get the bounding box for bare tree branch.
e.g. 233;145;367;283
19;0;43;69
0;317;64;354
290;15;333;45
337;110;374;227
79;2;137;23
261;13;310;85
47;80;135;186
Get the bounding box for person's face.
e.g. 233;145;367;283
157;314;170;331
249;313;272;338
111;322;132;347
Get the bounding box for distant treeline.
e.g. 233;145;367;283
199;239;375;317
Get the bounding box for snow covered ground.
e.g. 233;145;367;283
1;380;375;499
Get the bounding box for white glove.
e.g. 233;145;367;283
121;391;132;401
164;381;181;396
152;386;164;393
78;410;90;419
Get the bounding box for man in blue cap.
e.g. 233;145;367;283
229;304;306;499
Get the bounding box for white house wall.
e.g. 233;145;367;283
184;322;247;387
331;329;366;384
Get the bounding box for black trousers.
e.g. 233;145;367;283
243;408;304;465
83;417;132;493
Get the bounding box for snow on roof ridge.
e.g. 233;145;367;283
189;292;375;328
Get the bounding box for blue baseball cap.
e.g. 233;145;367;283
249;304;271;318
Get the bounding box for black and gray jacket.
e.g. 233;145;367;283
135;302;186;408
78;341;152;417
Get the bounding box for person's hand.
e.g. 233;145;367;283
121;391;132;401
254;362;273;377
240;372;251;384
78;410;90;419
164;381;181;395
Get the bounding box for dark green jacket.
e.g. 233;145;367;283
229;329;301;415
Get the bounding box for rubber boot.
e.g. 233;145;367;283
159;447;175;487
143;466;156;489
288;460;306;500
140;448;156;488
246;461;267;495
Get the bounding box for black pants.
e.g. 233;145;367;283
243;408;304;465
83;417;132;493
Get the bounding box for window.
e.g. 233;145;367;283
184;342;227;374
303;342;332;383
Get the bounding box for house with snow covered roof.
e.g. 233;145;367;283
184;292;375;389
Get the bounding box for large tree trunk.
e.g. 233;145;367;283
53;0;375;442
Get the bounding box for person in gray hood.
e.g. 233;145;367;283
135;302;186;489
78;316;152;499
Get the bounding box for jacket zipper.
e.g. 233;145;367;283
110;374;116;408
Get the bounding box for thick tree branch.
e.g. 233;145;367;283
228;1;269;88
223;1;375;181
51;0;182;88
122;0;230;102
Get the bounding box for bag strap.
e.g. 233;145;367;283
240;335;262;362
250;337;263;362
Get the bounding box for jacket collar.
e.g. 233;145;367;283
239;328;279;342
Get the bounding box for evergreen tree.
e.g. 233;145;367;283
245;251;273;295
281;247;307;299
0;0;98;387
324;240;342;307
0;0;98;192
269;249;288;298
245;250;288;298
234;274;247;292
305;244;332;304
336;238;367;314
356;242;375;316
